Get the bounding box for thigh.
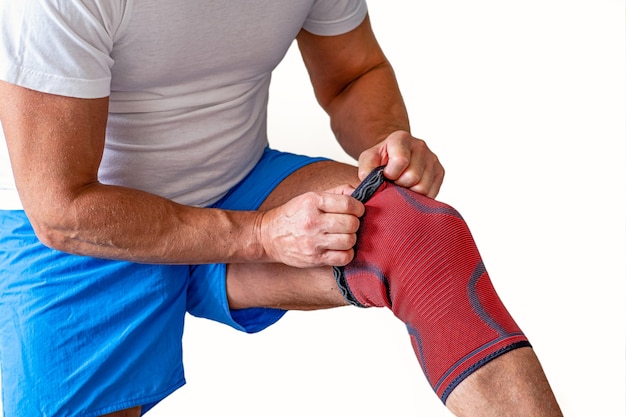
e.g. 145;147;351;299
210;146;359;211
259;159;360;210
188;149;359;326
223;152;362;312
0;211;188;416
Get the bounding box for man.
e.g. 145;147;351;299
0;1;562;416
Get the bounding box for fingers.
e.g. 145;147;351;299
358;130;445;198
259;191;365;268
325;183;357;197
317;190;365;218
407;157;445;198
389;138;444;198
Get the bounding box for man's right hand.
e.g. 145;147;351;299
258;185;365;268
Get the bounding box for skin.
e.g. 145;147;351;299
0;15;561;417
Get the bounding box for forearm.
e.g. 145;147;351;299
0;84;265;265
326;61;411;158
31;182;265;265
298;15;442;195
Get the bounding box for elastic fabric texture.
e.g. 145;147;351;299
335;167;531;402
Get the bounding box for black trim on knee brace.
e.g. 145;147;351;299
333;166;387;307
439;340;533;404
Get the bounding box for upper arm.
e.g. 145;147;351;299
0;81;109;224
296;14;389;110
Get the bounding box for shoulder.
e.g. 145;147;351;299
304;0;368;36
0;0;128;98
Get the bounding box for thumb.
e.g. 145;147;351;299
358;145;387;181
325;184;356;196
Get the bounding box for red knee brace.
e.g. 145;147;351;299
334;167;530;402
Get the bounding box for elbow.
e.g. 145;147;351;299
33;224;72;252
26;207;79;253
17;180;102;254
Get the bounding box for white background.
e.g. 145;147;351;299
2;0;625;416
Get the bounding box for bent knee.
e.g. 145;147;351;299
364;183;474;251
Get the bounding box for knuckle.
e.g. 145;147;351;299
415;137;427;146
304;191;323;207
404;170;421;183
301;239;319;257
361;146;378;157
301;216;319;234
389;130;410;142
388;153;410;167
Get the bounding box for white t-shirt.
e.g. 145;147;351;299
0;0;367;209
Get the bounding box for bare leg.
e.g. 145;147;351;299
227;160;356;310
447;348;563;417
227;160;562;416
100;405;141;417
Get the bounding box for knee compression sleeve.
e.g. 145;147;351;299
334;167;530;403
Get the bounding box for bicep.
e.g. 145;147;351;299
296;14;389;109
0;81;109;216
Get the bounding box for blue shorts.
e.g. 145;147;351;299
0;148;328;416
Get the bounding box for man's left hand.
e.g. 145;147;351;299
358;130;445;199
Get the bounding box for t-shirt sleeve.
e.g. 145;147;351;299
303;0;368;36
0;0;127;98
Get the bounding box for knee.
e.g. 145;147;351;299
338;182;483;308
362;182;476;259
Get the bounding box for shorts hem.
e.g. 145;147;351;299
82;378;186;417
